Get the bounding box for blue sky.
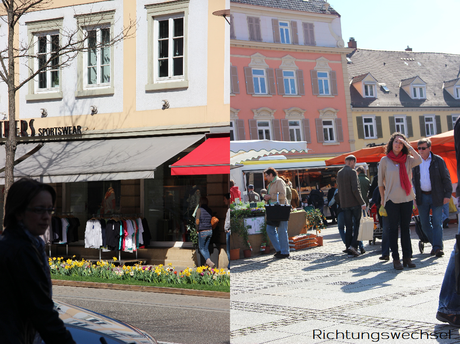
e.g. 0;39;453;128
332;0;460;54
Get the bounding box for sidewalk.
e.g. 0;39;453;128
230;223;460;343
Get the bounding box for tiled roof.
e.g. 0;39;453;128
444;78;459;88
347;49;460;108
400;76;420;87
230;0;339;15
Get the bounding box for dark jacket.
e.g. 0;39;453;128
412;152;452;207
337;165;365;208
358;173;371;206
0;225;75;344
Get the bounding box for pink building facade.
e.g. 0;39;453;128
230;0;355;157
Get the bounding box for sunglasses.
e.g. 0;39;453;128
417;147;429;151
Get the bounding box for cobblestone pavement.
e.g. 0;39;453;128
230;223;460;343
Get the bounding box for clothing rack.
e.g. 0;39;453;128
47;212;74;257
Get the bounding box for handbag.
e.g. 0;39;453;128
264;204;291;222
211;216;219;229
357;210;374;241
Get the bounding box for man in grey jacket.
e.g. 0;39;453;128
412;138;452;257
337;155;366;257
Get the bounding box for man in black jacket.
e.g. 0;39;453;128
412;138;452;257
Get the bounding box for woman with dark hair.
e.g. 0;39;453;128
196;196;215;268
0;178;75;343
378;133;422;270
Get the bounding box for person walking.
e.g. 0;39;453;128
357;166;371;207
327;182;338;224
196;197;215;268
378;132;422;270
412;138;452;258
263;167;290;259
437;117;460;326
223;193;231;269
337;155;366;257
230;179;241;203
0;178;75;344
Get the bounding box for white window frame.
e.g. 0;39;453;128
453;115;459;127
230;120;235;141
75;11;115;98
394;115;406;136
252;69;267;95
317;71;330;95
83;25;111;89
146;1;189;91
288;120;302;141
155;14;184;81
425;115;436;136
283;70;297;95
279;21;291;44
26;19;63;101
322;119;335;142
257;120;271;140
364;83;375;97
455;87;460;99
362;116;376;139
412;85;425;99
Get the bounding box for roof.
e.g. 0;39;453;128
230;0;339;15
347;49;460;108
444;78;460;88
351;73;370;84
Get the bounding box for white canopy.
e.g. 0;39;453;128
230;140;308;165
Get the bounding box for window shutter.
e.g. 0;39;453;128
330;71;338;96
336;118;344;142
291;21;299;45
310;70;319;95
376;116;383;138
296;70;305;95
275;69;285;95
356;116;364;139
272;119;282;141
389;116;395;134
281;119;290;140
272;19;280;43
248;119;258;139
267;68;276;95
419;116;426;137
315;118;324;143
436;115;442;134
236;119;246;140
302;118;311;143
247;17;256;41
230;14;236;39
303;22;315;46
448;115;453;131
254;17;262;41
244;67;254;95
230;66;239;94
407;116;413;137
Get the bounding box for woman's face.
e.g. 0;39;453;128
264;173;274;183
16;191;53;236
392;135;404;155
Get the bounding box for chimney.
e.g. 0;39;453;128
405;46;412;52
348;37;357;49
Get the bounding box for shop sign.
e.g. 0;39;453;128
0;119;82;138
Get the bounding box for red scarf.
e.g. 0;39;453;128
387;151;411;195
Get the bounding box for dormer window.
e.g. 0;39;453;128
351;73;378;99
364;83;375;97
400;76;426;100
443;78;460;99
412;85;425;99
456;87;460;99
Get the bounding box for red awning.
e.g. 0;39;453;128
170;137;230;175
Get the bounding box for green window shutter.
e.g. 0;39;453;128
447;115;453;131
389;116;395;135
406;116;413;137
336;118;344;142
291;21;299;45
272;19;280;43
419;116;426;137
356;116;364;139
376;116;383;138
436;115;442;134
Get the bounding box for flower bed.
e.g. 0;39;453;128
49;257;230;287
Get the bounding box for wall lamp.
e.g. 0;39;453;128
40;108;48;118
91;105;98;115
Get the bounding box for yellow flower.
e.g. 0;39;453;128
113;257;117;261
53;257;56;261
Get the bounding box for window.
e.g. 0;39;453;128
364;83;375;97
289;120;302;141
230;121;235;141
252;69;267;94
283;70;297;95
146;1;189;91
363;117;376;139
257;121;271;140
26;18;63;101
425;116;436;136
76;11;115;97
453;115;459;127
395;116;406;135
456;87;460;99
322;120;335;142
317;72;330;95
247;16;262;42
412;86;425;99
279;21;290;44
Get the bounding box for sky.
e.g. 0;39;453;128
332;0;460;54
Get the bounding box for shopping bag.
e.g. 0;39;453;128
264;204;291;222
357;211;374;241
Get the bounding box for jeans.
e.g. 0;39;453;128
226;231;230;269
418;193;443;251
442;202;450;222
337;211;363;250
343;206;362;250
438;221;460;314
381;216;390;256
198;229;213;261
386;200;413;260
266;220;289;255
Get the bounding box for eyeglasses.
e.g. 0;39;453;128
26;207;55;215
417;147;429;151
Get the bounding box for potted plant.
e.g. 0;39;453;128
304;208;326;246
230;204;252;258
